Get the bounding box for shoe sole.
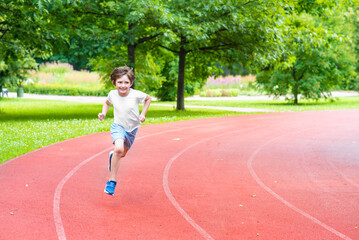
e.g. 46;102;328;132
104;189;114;195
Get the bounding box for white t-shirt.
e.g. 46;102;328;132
107;89;147;132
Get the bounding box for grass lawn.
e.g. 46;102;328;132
185;96;359;111
0;98;243;163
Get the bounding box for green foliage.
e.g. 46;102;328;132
89;47;128;89
90;48;166;95
321;5;359;91
132;52;165;95
154;0;290;108
22;62;108;96
200;89;240;97
355;10;359;71
0;0;68;89
256;10;356;104
155;55;199;101
349;7;359;90
68;0;164;76
0;53;37;88
3;0;358;104
22;83;109;96
156;58;179;101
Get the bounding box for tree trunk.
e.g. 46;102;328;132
177;37;187;110
293;82;298;104
128;22;136;89
292;67;299;105
127;45;136;71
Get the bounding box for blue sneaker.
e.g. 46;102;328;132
104;180;117;195
108;151;114;172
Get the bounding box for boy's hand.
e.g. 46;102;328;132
139;114;146;123
98;113;106;121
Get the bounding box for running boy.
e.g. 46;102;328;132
98;66;151;195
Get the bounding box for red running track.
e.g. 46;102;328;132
1;110;358;240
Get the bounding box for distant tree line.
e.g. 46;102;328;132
1;0;358;106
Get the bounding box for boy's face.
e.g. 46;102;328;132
115;75;133;97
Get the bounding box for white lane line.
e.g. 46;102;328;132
52;121;231;240
163;137;216;240
53;148;112;240
52;115;274;240
325;155;359;188
163;126;261;240
247;132;353;240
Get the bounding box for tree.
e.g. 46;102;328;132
0;51;36;95
256;8;356;104
41;0;289;109
57;0;164;89
35;36;95;71
0;0;67;93
349;6;359;90
155;0;288;110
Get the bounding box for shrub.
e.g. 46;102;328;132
200;89;221;97
23;83;109;96
199;88;240;97
229;89;240;96
25;61;106;97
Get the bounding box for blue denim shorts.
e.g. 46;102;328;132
110;123;138;149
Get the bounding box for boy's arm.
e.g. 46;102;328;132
98;100;111;121
139;95;151;123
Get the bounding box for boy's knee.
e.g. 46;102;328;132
114;147;124;156
114;148;128;158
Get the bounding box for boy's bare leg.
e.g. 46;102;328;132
109;139;128;181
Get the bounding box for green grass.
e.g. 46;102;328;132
0;98;242;163
184;96;359;111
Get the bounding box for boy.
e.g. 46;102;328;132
98;66;151;195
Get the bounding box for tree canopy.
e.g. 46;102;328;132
1;0;358;106
256;3;356;104
153;0;288;109
0;0;68;90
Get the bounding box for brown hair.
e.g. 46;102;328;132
110;66;135;85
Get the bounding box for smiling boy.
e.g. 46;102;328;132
98;66;151;195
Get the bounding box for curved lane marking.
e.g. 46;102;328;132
163;137;216;240
163;126;261;240
53;148;112;240
325;155;359;188
247;131;353;240
53;119;246;240
52;115;279;240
